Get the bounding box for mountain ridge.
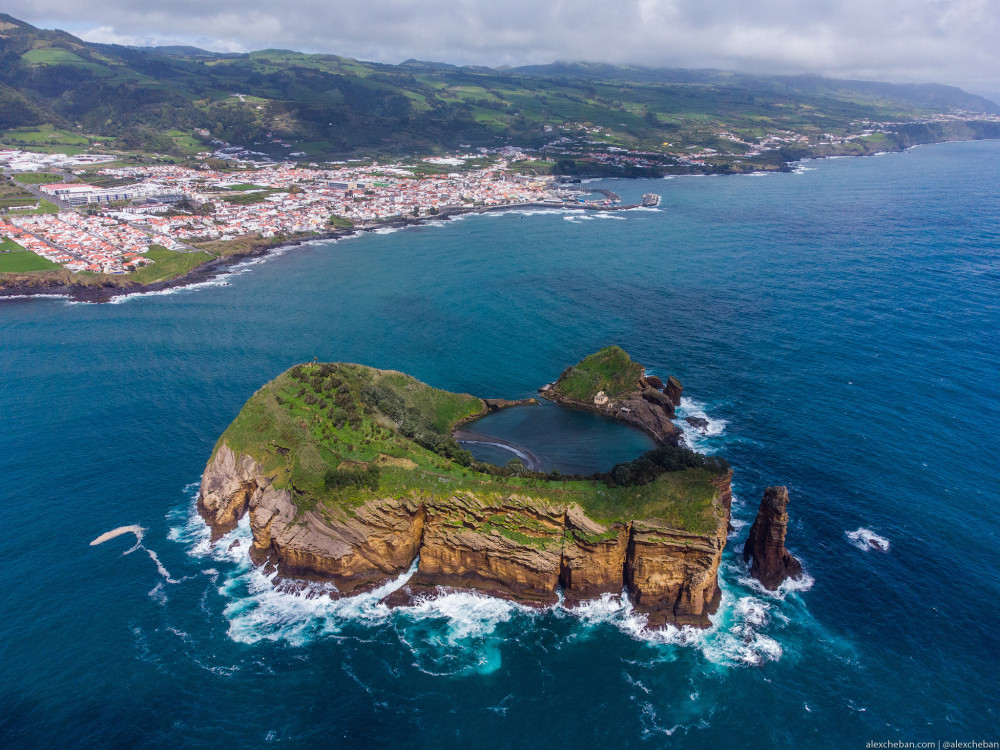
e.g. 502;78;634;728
1;12;997;163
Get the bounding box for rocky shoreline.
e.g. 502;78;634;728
195;354;738;629
0;201;607;304
7;135;995;305
198;442;734;628
539;371;684;447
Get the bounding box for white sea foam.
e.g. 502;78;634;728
673;396;728;454
698;593;783;667
105;277;231;304
91;524;145;547
168;483;796;668
487;208;572;218
846;527;890;552
737;568;816;600
728;514;748;537
399;591;526;643
565;586;784;667
92;522;183;582
172;495;566;662
148;581;167;605
220;528;416;646
3;293;73;303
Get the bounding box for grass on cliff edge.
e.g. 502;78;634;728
552;345;645;401
0;249;60;272
128;246;213;284
213;360;726;536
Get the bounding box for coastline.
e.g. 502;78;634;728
0;200;619;304
452;428;544;471
3;134;997;305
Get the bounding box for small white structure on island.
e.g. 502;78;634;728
594;390;610;407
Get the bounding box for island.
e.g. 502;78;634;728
198;347;734;628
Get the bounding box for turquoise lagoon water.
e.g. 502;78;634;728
1;142;998;747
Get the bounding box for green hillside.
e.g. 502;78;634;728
1;12;997;167
552;346;645;401
216;360;728;533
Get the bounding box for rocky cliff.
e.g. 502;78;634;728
200;445;732;627
742;486;803;590
197;353;732;629
539;346;684;444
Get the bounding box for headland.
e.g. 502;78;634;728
197;347;733;628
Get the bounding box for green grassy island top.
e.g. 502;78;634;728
214;358;729;536
550;345;646;402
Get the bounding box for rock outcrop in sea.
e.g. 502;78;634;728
197;349;734;628
742;486;803;589
200;449;733;627
539;346;684;444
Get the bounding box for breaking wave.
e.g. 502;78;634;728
673;396;729;454
737;568;816;600
846;527;890;552
91;523;180;582
166;473;800;670
105;277;231;304
564;585;785;667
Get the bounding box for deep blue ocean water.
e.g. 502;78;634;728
1;141;998;748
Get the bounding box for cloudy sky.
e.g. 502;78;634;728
8;0;1000;99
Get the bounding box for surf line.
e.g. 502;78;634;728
90;524;181;583
453;429;543;471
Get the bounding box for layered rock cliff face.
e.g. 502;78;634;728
742;486;803;590
197;352;734;630
199;443;732;628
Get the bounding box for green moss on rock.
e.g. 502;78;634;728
212;358;726;534
550;345;645;402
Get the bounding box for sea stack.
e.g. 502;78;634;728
743;486;803;590
663;376;683;408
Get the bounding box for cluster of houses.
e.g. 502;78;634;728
0;158;555;274
0;213;172;273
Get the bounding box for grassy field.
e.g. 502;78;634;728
0;237;26;252
215;360;725;535
129;245;214;284
165;130;207;155
0;177;38;210
327;214;353;229
0;125;92;153
218;190;277;205
12;172;64;184
552;345;646;401
0;197;39;209
16;199;59;215
0;249;60;272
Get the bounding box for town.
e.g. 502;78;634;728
0;151;568;276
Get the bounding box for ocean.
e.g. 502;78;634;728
1;141;998;748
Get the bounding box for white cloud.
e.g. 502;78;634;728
8;0;1000;97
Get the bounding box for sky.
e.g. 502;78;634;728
7;0;1000;101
